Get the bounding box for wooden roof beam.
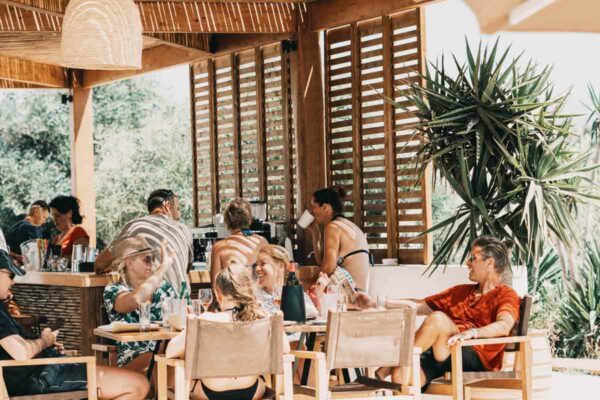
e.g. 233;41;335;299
0;54;67;87
308;0;439;31
0;1;298;33
81;44;206;88
209;33;291;55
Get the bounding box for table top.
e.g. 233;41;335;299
93;327;180;342
284;322;327;334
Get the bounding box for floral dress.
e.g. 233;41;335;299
103;280;175;366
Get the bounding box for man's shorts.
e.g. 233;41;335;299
421;347;485;386
12;363;87;396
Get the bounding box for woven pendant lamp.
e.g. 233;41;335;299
61;0;142;70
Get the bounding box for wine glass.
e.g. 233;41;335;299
272;286;282;308
198;289;213;313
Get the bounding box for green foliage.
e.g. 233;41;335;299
0;74;192;249
0;92;71;227
527;248;561;294
586;83;600;145
555;242;600;359
401;39;600;276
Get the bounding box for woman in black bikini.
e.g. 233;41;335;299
305;187;372;291
166;261;289;400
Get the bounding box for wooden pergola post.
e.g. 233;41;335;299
293;9;326;261
70;87;97;246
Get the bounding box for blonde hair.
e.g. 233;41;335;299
224;198;252;230
258;245;290;285
215;261;266;322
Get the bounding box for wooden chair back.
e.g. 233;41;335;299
184;313;283;380
506;295;533;351
324;308;416;371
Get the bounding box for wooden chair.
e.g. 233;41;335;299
0;356;97;400
293;308;422;400
427;295;534;400
155;313;294;400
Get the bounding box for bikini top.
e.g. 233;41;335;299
331;214;375;268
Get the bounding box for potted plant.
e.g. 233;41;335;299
401;40;600;289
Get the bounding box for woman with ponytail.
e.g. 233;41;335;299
49;195;89;257
305;187;371;290
166;260;289;399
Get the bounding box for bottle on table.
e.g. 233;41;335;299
280;261;306;322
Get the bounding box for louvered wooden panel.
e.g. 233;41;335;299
392;9;430;264
358;19;387;259
215;56;238;208
191;61;214;225
190;41;297;239
324;8;430;264
263;43;287;222
326;26;355;218
238;49;261;201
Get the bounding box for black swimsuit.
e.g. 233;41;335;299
331;214;375;267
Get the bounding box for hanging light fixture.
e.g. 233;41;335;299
61;0;142;70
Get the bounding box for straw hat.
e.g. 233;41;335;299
111;236;156;270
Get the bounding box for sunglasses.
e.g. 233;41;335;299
467;253;488;262
142;255;156;266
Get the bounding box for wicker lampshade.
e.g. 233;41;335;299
61;0;142;70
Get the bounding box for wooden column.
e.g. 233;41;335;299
293;10;326;261
70;87;96;246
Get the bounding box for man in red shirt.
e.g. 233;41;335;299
373;236;520;389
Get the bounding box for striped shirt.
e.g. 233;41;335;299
109;214;193;299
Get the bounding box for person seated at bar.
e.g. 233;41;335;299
368;236;520;389
95;189;193;300
255;244;318;318
166;261;289;400
103;236;175;373
304;187;371;290
5;200;49;263
209;198;268;285
0;249;149;399
49;195;89;257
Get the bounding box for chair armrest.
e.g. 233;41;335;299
290;350;326;360
0;356;95;368
283;354;295;363
155;354;185;367
92;344;117;352
458;336;530;347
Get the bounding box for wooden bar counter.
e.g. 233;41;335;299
12;272;111;356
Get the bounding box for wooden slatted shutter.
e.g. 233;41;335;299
325;9;431;264
191;42;298;238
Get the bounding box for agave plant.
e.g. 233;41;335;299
401;40;600;280
527;248;561;294
555;242;600;358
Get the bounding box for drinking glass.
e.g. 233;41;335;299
272;286;282;308
139;303;151;332
56;258;68;272
376;294;388;310
191;299;203;316
161;299;172;330
336;294;348;312
198;289;213;313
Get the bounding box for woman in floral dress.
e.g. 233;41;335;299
103;235;175;374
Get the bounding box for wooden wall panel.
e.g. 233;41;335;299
324;8;430;264
190;41;297;233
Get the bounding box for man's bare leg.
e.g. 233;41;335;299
97;366;150;400
389;311;459;385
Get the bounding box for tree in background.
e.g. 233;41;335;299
0;73;192;248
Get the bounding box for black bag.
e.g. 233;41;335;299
280;285;306;322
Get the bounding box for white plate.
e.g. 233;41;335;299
283;320;297;326
310;319;327;325
97;322;159;333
